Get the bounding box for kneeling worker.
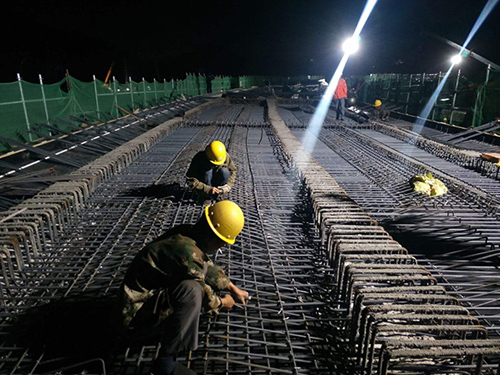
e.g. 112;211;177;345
371;99;390;121
113;200;248;375
186;141;237;201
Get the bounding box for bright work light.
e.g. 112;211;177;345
451;54;463;65
342;37;360;55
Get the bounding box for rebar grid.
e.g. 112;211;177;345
185;124;343;374
299;124;500;325
0;99;348;375
1;96;500;374
268;98;500;374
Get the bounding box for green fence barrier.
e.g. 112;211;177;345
0;73;322;153
472;68;500;127
352;71;500;127
0;73;216;153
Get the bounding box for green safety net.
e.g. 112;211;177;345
356;72;492;126
0;74;219;153
473;69;500;127
0;73;322;154
0;78;72;145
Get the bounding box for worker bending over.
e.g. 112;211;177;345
186;141;237;202
114;200;248;375
371;100;390;121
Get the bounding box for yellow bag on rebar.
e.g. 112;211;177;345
410;173;448;197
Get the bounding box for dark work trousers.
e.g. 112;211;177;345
333;97;346;120
202;167;230;187
159;279;203;355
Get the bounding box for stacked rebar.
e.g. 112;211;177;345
269;98;500;374
0;99;226;306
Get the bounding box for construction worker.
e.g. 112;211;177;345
372;99;390;121
113;200;248;375
333;76;348;120
186;141;237;203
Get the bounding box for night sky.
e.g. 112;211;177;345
3;0;500;84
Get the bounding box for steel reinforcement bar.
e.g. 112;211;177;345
287;122;500;336
0;98;229;287
267;98;500;374
0;98;344;375
371;119;500;181
1;95;499;375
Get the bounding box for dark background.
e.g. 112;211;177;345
2;0;500;83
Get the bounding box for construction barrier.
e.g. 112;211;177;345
0;73;320;153
350;69;500;127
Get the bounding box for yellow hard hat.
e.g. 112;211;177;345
374;100;382;107
205;141;227;165
205;200;244;244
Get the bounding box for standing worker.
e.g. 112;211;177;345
205;73;214;94
186;141;237;203
371;100;390;121
113;200;249;375
333;75;348;120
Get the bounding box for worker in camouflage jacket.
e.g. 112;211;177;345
371;99;390;121
186;141;237;201
113;200;248;375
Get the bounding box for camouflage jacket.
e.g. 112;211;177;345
371;106;389;119
115;224;231;331
186;151;237;194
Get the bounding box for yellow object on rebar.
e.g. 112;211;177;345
410;173;448;197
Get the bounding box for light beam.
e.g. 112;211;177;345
415;0;498;131
299;0;378;160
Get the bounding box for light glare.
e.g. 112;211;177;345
342;37;360;55
415;0;498;134
451;54;462;65
298;0;378;159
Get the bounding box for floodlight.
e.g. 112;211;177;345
451;54;462;65
342;37;360;55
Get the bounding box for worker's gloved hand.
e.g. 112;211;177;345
210;186;221;195
218;185;231;194
220;294;235;309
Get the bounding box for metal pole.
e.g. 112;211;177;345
432;72;442;121
485;63;491;83
143;77;146;107
39;74;50;124
482;64;491;123
406;74;412;114
129;77;134;111
17;73;32;141
420;73;426;111
450;69;461;124
93;75;101;121
386;74;391;101
473;64;491;127
154;78;158;101
113;76;118;117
